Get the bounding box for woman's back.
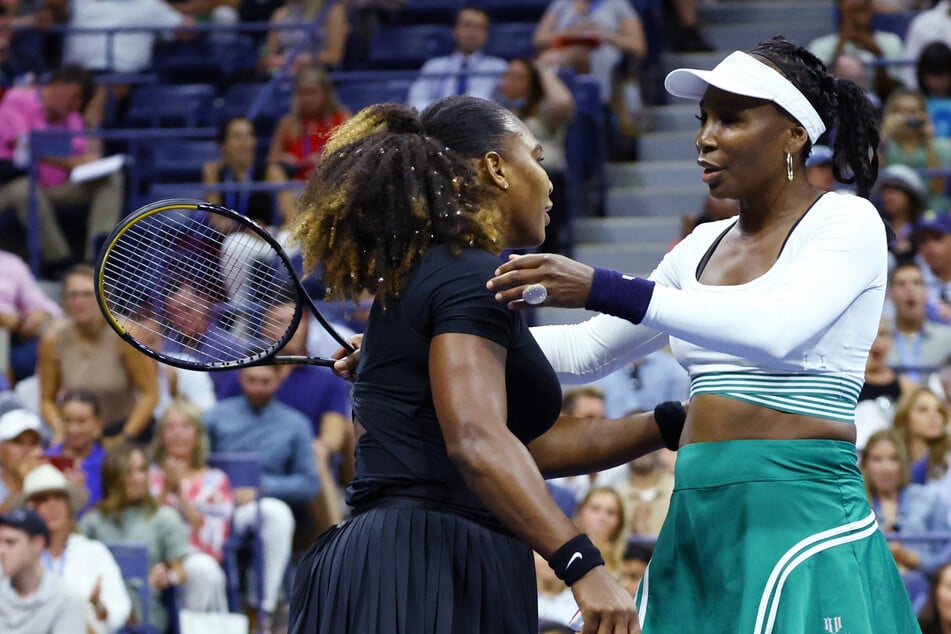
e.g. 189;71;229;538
350;245;562;524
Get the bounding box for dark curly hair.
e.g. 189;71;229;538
290;96;521;301
751;36;880;197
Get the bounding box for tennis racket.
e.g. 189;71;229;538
95;198;355;370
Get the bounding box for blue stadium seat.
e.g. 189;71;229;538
106;541;180;634
368;25;454;69
215;82;291;138
151;140;220;184
564;74;607;212
126;84;217;128
397;0;464;23
153;36;258;84
335;77;415;111
871;11;916;40
471;0;550;22
209;453;266;631
484;22;537;60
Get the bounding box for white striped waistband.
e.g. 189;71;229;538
690;372;863;423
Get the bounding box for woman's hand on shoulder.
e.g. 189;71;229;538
571;565;641;633
486;253;595;310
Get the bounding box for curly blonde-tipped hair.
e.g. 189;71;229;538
290;97;521;302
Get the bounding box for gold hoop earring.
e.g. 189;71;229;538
786;151;794;182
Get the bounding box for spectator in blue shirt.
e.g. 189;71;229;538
44;388;105;515
214;300;350;535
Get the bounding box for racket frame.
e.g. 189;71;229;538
95;198;352;371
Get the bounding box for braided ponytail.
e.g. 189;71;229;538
751;36;880;198
829;78;880;198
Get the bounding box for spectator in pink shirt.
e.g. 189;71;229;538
0;249;60;383
0;65;123;273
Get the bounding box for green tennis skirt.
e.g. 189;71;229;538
634;439;920;634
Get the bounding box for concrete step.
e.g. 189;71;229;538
606;160;700;188
605;185;707;217
573;242;670;277
699;1;832;27
573;215;683;245
646;104;700;133
638;130;699;162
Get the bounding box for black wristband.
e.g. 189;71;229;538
654;400;686;451
549;534;604;586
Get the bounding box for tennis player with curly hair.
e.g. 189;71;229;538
288;96;685;634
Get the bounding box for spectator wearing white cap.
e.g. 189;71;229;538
0;507;87;634
874;163;929;261
23;463;130;634
0;409;46;513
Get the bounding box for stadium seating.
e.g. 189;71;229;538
483;22;537;60
150;140;220;184
871;11;916;40
335;76;415;111
394;0;464;24
152;35;258;84
368;24;454;69
210;453;267;631
472;0;550;22
107;541;181;634
125;84;217;128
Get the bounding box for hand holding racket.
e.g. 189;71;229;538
95;198;354;371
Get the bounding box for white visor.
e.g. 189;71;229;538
664;51;826;144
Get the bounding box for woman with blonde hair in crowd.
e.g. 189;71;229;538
79;443;227;631
267;63;349;181
860;429;951;612
149;399;234;566
892;386;951;485
574;486;627;575
37;265;158;444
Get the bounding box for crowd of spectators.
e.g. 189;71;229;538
2;0;951;633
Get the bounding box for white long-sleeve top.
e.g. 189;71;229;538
45;533;132;634
532;192;888;415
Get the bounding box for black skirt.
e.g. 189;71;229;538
289;500;538;633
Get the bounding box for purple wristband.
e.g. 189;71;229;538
584;267;656;324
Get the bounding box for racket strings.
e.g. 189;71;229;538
100;207;300;366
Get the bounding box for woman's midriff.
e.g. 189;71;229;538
681;394;857;446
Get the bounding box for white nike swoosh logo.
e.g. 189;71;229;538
566;552;583;569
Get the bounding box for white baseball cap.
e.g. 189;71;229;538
0;409;44;443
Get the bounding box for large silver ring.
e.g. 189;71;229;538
522;283;548;306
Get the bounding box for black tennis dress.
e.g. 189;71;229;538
290;244;563;633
